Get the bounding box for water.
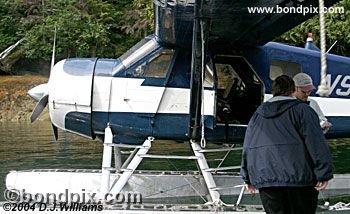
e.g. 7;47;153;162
0;121;350;204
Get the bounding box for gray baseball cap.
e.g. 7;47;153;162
293;73;316;91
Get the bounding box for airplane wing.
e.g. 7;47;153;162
155;0;340;50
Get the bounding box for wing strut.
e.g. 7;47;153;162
188;0;210;141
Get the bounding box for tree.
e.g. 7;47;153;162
277;0;350;56
0;0;24;74
4;0;349;74
118;0;154;38
1;0;154;66
18;0;131;60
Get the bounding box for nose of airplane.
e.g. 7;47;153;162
28;83;48;102
48;58;95;138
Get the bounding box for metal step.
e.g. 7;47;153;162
198;147;242;153
104;143;143;149
102;167;116;171
120;168;133;172
203;166;241;172
211;184;245;191
138;154;198;160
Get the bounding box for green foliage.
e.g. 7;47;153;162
118;0;154;37
277;0;350;56
2;0;350;73
0;0;154;64
0;0;21;50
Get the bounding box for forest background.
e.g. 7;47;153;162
0;0;349;121
0;0;350;74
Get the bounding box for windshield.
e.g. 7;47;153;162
118;37;159;69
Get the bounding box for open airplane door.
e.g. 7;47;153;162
48;58;96;138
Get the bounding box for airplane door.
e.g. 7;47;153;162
109;48;175;141
91;59;117;136
214;56;264;124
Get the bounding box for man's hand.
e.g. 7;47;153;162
324;121;332;129
246;184;256;193
321;121;332;134
315;181;328;191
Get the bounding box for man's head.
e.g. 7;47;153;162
293;73;315;101
272;75;295;97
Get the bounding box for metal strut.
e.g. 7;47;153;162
188;0;210;141
109;137;153;194
191;140;222;205
99;126;244;208
100;125;153;195
100;124;113;195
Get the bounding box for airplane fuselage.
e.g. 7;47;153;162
44;34;350;144
47;35;258;144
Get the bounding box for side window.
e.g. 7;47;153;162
270;59;302;80
134;49;175;78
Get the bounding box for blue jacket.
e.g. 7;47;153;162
240;97;333;188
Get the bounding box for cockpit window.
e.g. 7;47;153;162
133;49;175;78
95;59;118;77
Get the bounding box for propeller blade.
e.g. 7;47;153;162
52;123;58;141
30;94;48;123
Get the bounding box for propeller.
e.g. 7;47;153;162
28;26;57;140
30;94;48;123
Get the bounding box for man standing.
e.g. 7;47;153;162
240;75;333;214
293;73;332;133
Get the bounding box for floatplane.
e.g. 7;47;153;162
5;0;350;212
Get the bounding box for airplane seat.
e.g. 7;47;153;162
216;89;245;124
215;100;231;123
223;82;261;124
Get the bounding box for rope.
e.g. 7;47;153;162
316;0;330;96
214;144;236;173
167;159;208;203
319;191;350;211
200;20;206;148
328;202;350;210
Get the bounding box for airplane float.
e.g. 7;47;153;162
6;0;350;212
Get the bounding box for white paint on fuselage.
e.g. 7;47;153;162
92;76;215;115
49;71;215;135
264;94;350;116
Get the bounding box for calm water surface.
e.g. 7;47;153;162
1;121;350;202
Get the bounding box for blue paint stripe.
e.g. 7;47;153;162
325;116;350;139
65;113;350;145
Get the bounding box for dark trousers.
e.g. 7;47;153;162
259;186;319;214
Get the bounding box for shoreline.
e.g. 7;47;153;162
0;75;49;122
